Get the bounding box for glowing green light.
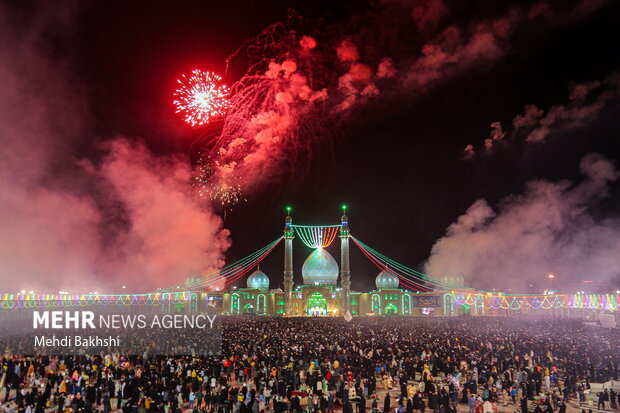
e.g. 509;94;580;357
342;204;347;211
286;206;292;213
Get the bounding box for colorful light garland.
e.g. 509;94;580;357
3;229;617;315
161;237;283;291
1;238;283;309
352;236;475;292
0;291;198;309
291;225;341;248
444;291;619;312
352;237;431;292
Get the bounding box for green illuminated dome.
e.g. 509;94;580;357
302;248;339;285
247;268;270;291
375;269;399;289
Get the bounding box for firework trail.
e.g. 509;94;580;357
177;14;334;208
175;1;608;208
209;18;331;191
193;153;246;209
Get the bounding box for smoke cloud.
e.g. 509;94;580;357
214;56;328;188
425;153;620;291
518;74;619;143
0;3;230;294
411;0;448;34
465;73;620;155
211;0;612;191
401;0;609;92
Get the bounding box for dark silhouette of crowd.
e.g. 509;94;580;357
1;317;619;413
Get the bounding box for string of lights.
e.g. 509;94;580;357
352;237;472;291
351;237;432;292
207;237;282;289
162;237;283;291
0;291;199;309
351;236;482;291
444;291;619;311
292;225;340;248
0;238;283;309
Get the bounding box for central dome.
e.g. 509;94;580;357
247;268;270;291
302;248;339;285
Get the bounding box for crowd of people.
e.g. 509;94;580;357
1;317;619;413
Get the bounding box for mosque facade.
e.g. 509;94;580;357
200;212;463;317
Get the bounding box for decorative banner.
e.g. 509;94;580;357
412;295;441;307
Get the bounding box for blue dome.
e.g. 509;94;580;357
302;248;339;285
247;269;270;291
375;269;399;290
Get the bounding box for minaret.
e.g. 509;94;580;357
283;207;294;316
340;205;351;315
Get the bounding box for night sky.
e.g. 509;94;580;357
1;0;619;293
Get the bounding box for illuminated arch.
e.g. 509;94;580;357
474;293;485;315
189;292;198;313
402;294;412;315
371;293;381;315
257;294;266;315
231;293;240;315
443;293;454;315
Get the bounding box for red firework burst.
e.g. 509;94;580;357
173;70;231;126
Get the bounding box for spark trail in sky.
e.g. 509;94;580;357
173;70;231;126
178;17;331;206
200;20;330;196
174;1;612;206
193;153;245;209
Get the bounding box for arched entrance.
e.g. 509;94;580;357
402;294;411;315
371;294;381;314
307;292;328;316
385;303;398;315
231;293;240;315
257;294;266;315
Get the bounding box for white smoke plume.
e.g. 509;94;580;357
425;153;620;291
0;3;231;294
213;0;613;192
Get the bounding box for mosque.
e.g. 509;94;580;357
181;211;611;318
200;211;465;317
